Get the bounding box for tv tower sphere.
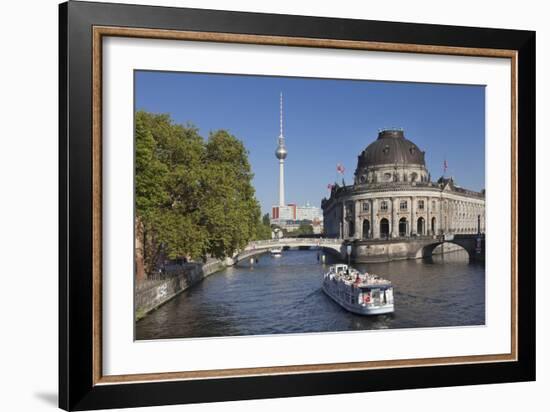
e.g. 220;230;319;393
275;143;287;159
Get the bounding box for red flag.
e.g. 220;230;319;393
336;163;345;175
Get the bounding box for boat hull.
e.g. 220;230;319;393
322;281;394;315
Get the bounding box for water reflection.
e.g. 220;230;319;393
136;249;485;340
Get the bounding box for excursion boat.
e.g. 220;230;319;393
270;247;283;257
322;264;394;315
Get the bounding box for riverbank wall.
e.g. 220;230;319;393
135;260;226;321
351;239;475;263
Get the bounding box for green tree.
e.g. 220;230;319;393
135;111;268;275
202;130;262;258
254;213;273;240
135;113;170;276
283;222;314;238
135;111;207;273
298;223;314;235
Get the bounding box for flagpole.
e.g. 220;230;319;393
336;163;346;186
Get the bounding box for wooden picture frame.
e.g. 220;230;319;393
59;1;535;410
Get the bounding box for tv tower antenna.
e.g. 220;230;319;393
275;92;288;207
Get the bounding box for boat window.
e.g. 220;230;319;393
386;288;393;304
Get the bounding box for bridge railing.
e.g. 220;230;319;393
245;238;342;250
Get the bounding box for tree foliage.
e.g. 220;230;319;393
281;222;314;238
135;111;267;275
255;213;273;240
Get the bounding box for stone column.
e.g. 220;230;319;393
437;200;445;234
372;199;379;239
448;200;453;232
444;200;449;233
446;200;450;232
410;196;415;236
341;201;347;239
355;200;362;239
426;197;430;234
391;197;399;238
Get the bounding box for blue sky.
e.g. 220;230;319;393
135;71;485;215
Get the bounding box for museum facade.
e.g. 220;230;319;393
322;129;485;242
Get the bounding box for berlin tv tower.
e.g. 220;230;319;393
275;92;288;207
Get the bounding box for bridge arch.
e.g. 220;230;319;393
234;238;345;264
414;235;483;261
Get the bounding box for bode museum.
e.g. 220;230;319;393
322;129;485;262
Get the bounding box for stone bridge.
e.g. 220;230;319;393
234;238;345;263
352;233;485;263
414;233;485;260
235;234;484;264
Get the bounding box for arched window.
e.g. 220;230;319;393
399;217;408;237
417;217;425;236
380;218;390;238
363;220;370;239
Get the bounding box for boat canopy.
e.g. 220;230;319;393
358;284;393;291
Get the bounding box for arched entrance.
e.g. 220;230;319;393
380;218;389;238
399;217;408;237
417;217;425;236
431;217;436;235
362;219;370;239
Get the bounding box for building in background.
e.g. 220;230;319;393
322;129;485;240
271;202;324;234
296;201;323;221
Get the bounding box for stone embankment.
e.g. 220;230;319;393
135;259;226;320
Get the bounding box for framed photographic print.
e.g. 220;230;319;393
59;1;536;410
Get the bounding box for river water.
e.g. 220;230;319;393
136;249;485;340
